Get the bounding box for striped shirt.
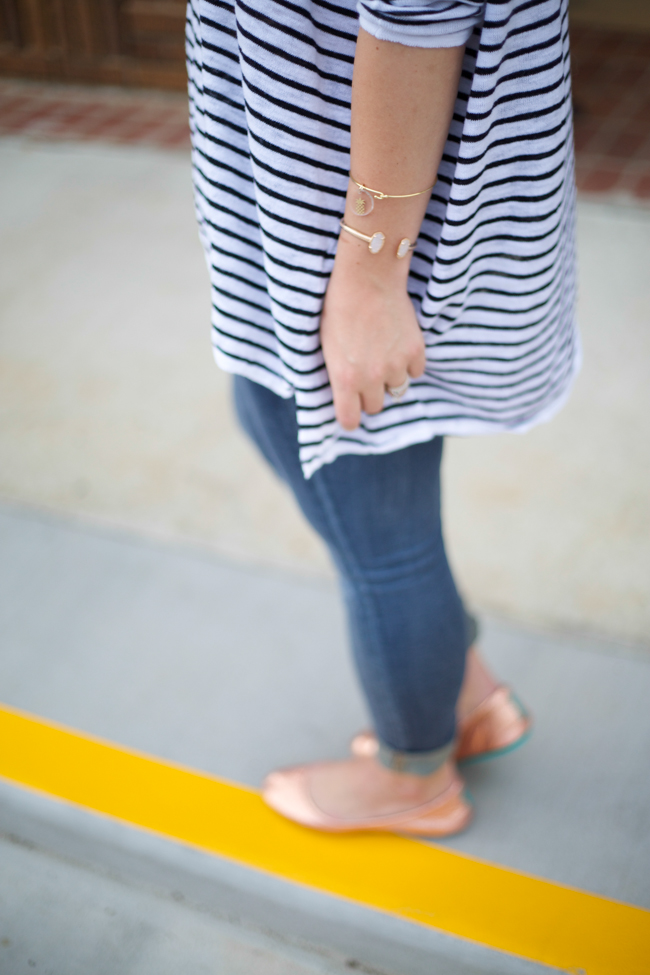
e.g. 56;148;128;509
186;0;579;477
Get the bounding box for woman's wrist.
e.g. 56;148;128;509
337;177;427;276
334;228;412;287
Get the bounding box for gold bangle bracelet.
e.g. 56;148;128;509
352;177;435;200
350;176;435;217
339;220;416;259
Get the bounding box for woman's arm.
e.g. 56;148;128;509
320;29;465;431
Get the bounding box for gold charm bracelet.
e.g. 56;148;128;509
350;176;435;217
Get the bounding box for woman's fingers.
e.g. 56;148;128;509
360;383;385;416
335;352;426;427
333;383;363;431
408;341;427;379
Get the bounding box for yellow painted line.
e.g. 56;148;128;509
1;704;648;975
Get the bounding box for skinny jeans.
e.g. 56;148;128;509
234;375;473;773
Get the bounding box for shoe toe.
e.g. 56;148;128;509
262;766;329;829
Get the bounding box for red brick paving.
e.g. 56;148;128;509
1;25;649;200
0;79;190;151
578;167;622;193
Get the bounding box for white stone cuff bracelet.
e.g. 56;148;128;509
339;220;416;259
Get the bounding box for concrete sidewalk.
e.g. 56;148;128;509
1;503;649;974
0;834;364;975
0;137;649;644
1;135;649;972
1;504;648;908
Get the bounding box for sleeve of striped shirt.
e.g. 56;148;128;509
357;0;485;48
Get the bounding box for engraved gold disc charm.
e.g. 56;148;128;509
353;188;374;217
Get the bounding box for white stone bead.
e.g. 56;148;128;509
369;232;385;254
397;238;412;259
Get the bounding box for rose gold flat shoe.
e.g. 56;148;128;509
262;763;472;836
351;686;532;766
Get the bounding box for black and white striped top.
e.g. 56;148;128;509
186;0;579;477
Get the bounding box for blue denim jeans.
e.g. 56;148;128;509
234;376;474;774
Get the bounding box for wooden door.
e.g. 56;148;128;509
0;0;187;89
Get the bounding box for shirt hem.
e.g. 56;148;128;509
358;14;477;48
298;340;582;479
212;347;294;400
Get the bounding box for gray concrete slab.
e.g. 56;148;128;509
0;833;367;975
0;137;648;643
0;784;553;975
0;504;362;786
1;504;648;911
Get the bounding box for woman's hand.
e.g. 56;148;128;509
320;231;426;431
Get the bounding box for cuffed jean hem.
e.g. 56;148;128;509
377;739;455;776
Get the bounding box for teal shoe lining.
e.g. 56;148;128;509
457;726;532;767
458;690;532;767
